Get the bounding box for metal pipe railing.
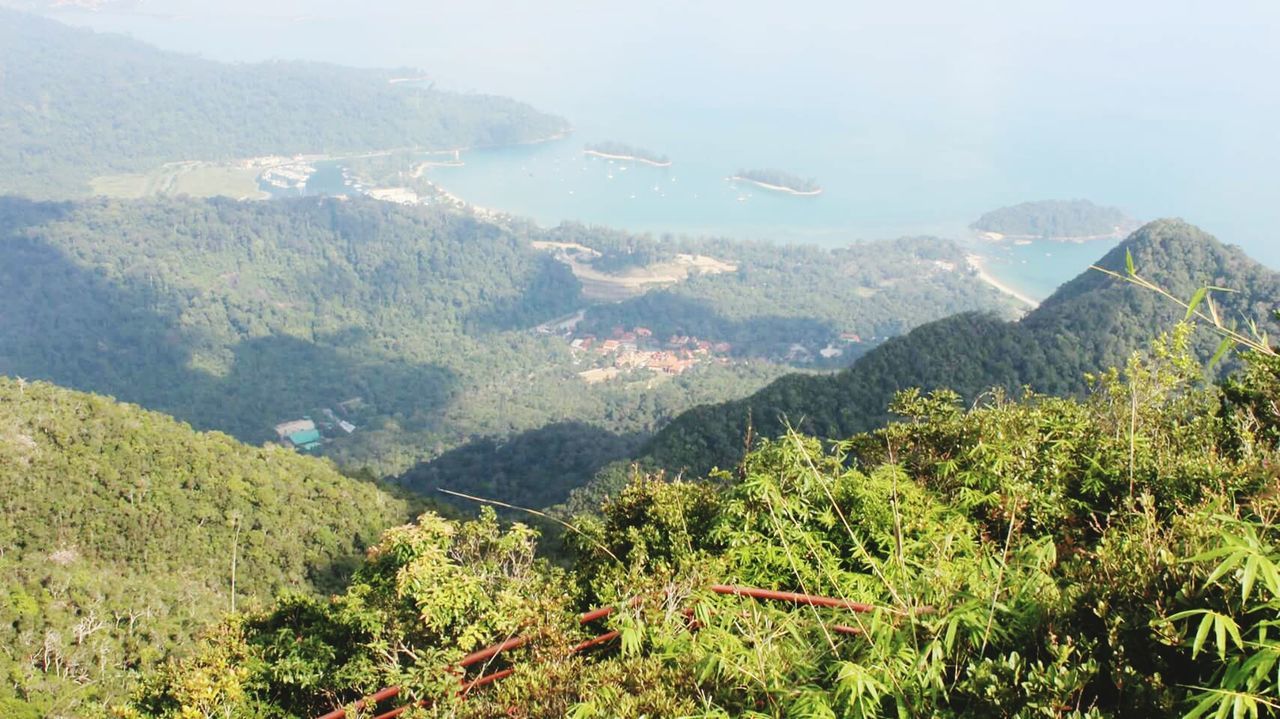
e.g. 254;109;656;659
313;584;874;718
710;584;875;612
315;685;401;719
458;636;528;668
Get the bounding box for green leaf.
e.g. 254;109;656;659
1186;689;1221;719
1206;550;1249;586
1187;287;1209;319
1194;612;1214;658
1209;337;1234;370
1216;614;1229;659
619;624;643;657
1258;557;1280;598
1223;614;1245;653
1186;545;1242;564
1125;249;1136;276
1242;556;1259;603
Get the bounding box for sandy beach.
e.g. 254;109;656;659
727;176;823;196
966;254;1038;309
975;228;1135;244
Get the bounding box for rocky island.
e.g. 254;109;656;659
972;199;1138;242
583;141;672;167
729;168;822;196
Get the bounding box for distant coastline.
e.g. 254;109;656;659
976;229;1130;244
583;149;673;167
728;175;823;197
966;254;1038;309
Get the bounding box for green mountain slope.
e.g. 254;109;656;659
642;219;1280;476
0;377;414;716
568;233;1012;361
392;230;1019;511
0;194;1013;487
0;195;584;473
0;9;567;197
116;323;1280;718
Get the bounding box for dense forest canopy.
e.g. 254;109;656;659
971;199;1135;238
394;228;1016;509
0;378;415;716
0;9;568;197
115;316;1280;718
0;196;578;470
638;220;1280;477
0;195;1006;504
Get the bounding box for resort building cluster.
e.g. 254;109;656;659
567;325;733;384
273;399;360;452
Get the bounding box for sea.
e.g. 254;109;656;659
47;3;1280;301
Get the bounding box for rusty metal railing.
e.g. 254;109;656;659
313;584;874;719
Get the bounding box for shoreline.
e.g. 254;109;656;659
583;149;672;167
975;228;1135;244
727;176;823;196
966;254;1039;309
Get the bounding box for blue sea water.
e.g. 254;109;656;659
48;3;1280;300
413;127;1118;301
978;240;1121;301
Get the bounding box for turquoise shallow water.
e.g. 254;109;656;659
976;239;1122;301
422;134;1115;301
426;133;971;244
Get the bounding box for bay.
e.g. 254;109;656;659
47;3;1279;300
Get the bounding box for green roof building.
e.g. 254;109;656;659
287;428;323;451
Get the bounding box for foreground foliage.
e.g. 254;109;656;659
0;379;414;716
119;323;1280;717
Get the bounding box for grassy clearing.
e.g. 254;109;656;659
92;163;267;200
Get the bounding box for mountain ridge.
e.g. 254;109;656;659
639;219;1280;477
0;8;569;197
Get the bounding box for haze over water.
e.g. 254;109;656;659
53;1;1280;297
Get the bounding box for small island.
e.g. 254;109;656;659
583;141;672;167
972;199;1138;242
729;168;822;196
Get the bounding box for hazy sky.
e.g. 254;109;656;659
52;0;1280;261
83;1;1280;108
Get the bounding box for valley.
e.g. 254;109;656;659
0;193;1009;483
2;5;1278;718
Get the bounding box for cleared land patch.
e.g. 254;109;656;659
93;161;268;200
535;246;738;302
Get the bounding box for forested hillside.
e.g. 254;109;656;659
395;228;1013;509
0;196;584;469
0;9;567;197
641;220;1280;476
0;378;413;717
117;317;1280;718
0;196;767;487
571;234;1003;360
0;195;1011;500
